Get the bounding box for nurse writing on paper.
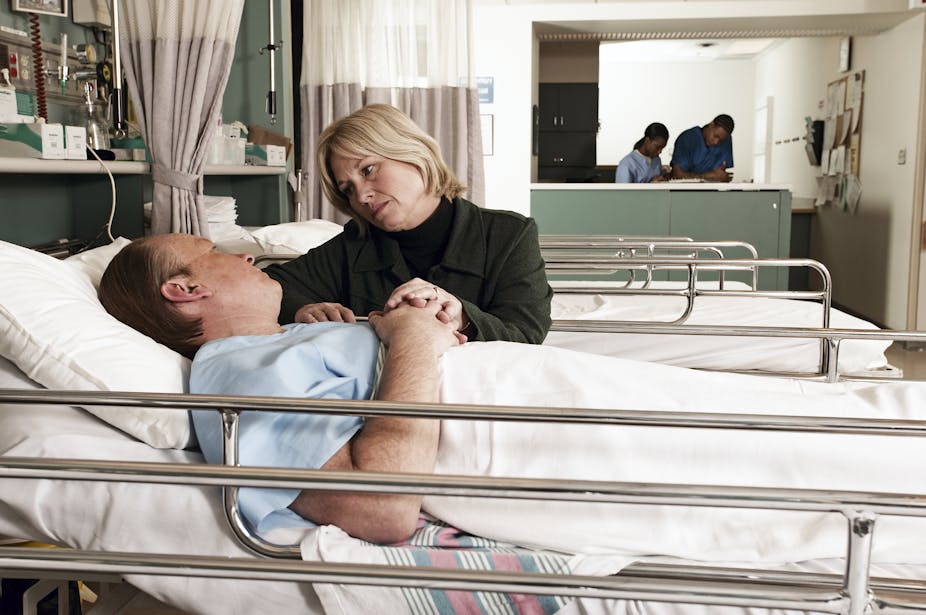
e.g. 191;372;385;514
615;122;669;184
670;114;735;182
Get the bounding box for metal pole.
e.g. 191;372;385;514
265;0;277;124
843;510;877;615
111;0;126;137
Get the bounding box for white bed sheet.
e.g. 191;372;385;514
547;281;890;375
5;343;926;615
0;356;325;615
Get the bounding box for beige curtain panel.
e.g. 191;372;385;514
119;0;245;236
300;0;484;222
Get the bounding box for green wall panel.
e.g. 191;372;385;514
531;188;793;289
531;189;670;236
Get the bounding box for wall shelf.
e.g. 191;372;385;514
0;158;288;176
1;157;290;247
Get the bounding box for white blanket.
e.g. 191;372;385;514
425;342;926;563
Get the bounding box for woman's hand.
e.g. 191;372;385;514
384;278;468;333
294;302;357;323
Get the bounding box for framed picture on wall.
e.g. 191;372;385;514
11;0;67;17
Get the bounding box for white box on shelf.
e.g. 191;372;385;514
40;123;67;159
65;125;87;160
0;89;18;122
245;143;286;166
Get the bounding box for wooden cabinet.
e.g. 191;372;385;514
537;132;596;169
537;83;599;182
538;83;599;132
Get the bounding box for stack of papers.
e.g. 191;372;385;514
204;195;251;244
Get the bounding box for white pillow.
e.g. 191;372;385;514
63;237;132;288
0;239;193;449
249;220;343;255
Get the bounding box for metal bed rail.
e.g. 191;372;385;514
545;256;835;377
544;257;831;323
539;237;760;290
3;390;926;614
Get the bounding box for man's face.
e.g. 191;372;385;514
703;122;731;147
157;234;281;317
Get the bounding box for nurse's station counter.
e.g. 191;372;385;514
531;182;795;290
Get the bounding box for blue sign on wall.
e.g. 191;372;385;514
477;77;494;103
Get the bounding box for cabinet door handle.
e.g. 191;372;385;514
553;116;559;127
559;115;565;127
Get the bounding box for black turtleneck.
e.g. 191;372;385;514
385;197;455;279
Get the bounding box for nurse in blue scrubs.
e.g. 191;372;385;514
614;122;669;183
669;114;735;182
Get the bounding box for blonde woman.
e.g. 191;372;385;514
265;104;552;344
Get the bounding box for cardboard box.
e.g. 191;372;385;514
247;124;292;160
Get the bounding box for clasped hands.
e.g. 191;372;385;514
293;277;470;340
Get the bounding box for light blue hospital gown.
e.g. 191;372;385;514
190;322;381;532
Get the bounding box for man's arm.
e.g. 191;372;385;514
289;302;460;543
671;164;732;182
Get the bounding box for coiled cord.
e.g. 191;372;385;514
29;13;47;120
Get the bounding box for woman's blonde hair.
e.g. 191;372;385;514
316;104;466;233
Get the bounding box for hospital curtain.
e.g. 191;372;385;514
300;0;484;223
119;0;245;236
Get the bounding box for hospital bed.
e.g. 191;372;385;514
537;236;893;379
0;232;918;614
5;360;926;615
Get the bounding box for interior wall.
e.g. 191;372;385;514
472;0;918;217
597;55;755;181
754;36;840;206
474;4;535;212
809;12;925;328
223;0;292;140
539;42;599;82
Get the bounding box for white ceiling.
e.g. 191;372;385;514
472;0;918;39
599;38;778;62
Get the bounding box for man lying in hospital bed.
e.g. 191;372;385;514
2;234;926;615
95;233;926;549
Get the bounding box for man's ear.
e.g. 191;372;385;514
160;275;212;303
